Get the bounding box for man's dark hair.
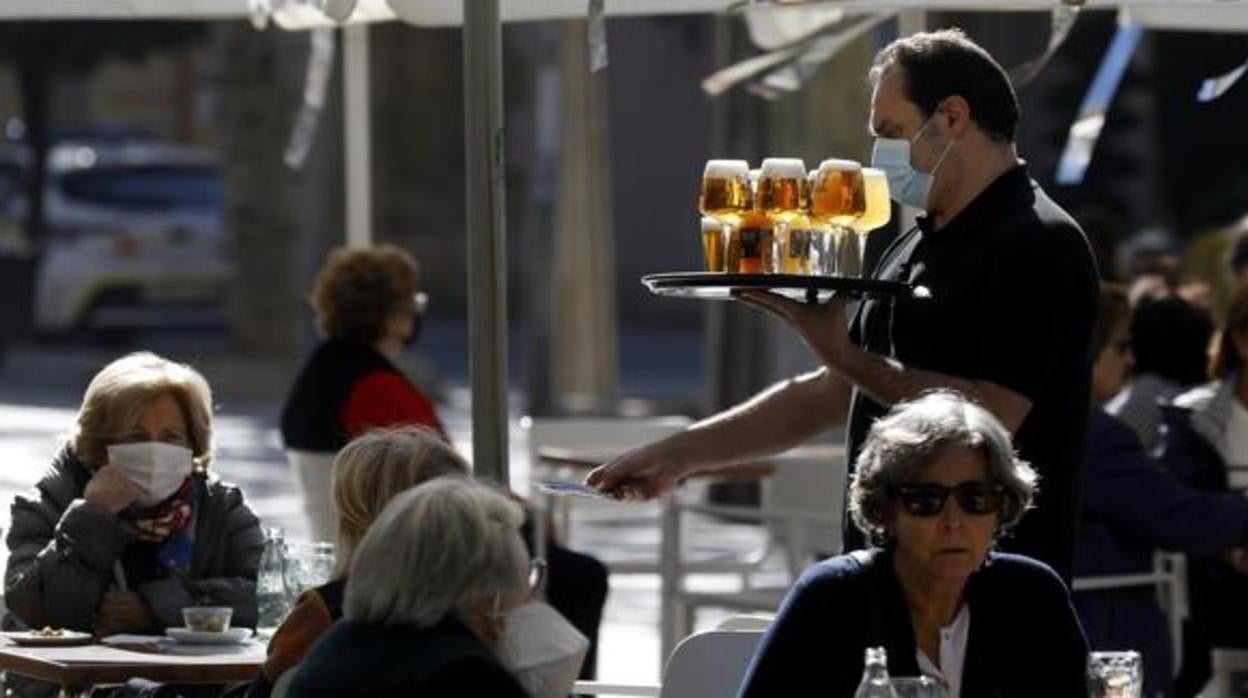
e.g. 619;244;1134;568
1131;295;1215;387
870;28;1020;143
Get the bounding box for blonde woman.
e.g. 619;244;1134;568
245;426;468;698
4;352;263;637
287;478;531;697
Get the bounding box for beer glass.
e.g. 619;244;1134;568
1087;651;1142;698
757;158;809;274
698;160;752;272
810;159;867;277
726;209;775;274
700;216;727;272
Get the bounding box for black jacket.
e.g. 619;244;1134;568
286;616;527;698
738;549;1088;697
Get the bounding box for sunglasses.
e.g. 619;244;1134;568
893;481;1005;517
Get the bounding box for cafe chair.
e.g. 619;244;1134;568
571;629;764;698
1071;551;1187;670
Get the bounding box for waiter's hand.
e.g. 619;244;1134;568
737;291;854;368
94;591;156;638
586;442;683;501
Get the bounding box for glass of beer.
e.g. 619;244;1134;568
700;216;726;272
757;158;810;274
1087;651;1142;698
727;208;775;274
847;167;891;273
698;160;752;272
810;159;867;276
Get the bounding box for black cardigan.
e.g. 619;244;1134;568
738;549;1088;697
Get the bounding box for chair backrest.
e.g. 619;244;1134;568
658;630;764;698
525;416;693;459
761;443;847;570
716;614;773;632
1072;551;1186;670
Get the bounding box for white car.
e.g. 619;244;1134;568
32;141;232;334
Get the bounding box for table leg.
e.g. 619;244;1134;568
659;491;681;665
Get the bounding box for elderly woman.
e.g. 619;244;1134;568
281;245;445;538
4;352;263;637
285;478;532;697
738;391;1087;698
241;426;468;697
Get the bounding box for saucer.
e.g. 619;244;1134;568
165;627;252;645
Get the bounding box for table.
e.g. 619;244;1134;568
0;637;265;697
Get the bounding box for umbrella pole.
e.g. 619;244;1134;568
463;0;509;485
344;24;372;247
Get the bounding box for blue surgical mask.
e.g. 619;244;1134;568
870;116;954;212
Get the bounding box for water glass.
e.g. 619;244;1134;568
890;676;945;697
282;541;335;601
1087;651;1142;698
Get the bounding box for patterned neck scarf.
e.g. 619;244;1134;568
129;476;198;576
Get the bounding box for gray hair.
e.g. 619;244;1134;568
344;477;529;628
848;390;1037;546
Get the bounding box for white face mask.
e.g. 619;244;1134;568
106;442;194;507
494;601;589;698
870;114;955;212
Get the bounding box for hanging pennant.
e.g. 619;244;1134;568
284;27;336;169
1197;58;1248;102
1054;21;1144;186
588;0;609;73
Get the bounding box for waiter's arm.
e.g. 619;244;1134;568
738;292;1031;433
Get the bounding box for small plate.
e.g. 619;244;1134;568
165;627;252;645
5;630;94;647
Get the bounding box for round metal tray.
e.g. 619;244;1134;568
641;272;919;303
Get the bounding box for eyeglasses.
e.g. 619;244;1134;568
527;557;548;598
893;481;1005;517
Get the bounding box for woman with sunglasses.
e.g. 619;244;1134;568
738;390;1087;698
286;477;535;697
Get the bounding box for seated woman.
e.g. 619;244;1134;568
4;352;263;636
245;425;469;696
286;477;533;697
738;391;1088;698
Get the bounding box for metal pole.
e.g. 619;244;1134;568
343;24;372;247
463;0;509;484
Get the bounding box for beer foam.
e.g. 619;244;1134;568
703;159;750;178
818;158;862;172
760;158;807;179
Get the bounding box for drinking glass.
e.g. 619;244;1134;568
809;159;867;277
1087;651;1142;698
698;160;752;272
282;541;335;602
890;677;945;698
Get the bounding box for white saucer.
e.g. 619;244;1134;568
165;627;252;645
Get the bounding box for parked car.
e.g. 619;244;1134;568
30;140;232;334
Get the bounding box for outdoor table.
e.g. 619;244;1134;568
0;636;265;697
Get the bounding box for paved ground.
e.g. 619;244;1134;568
0;328;783;690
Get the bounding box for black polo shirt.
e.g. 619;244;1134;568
846;164;1099;581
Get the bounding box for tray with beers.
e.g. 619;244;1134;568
644;157;919;304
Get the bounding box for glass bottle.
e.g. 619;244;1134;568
257;527;289;628
855;647;899;698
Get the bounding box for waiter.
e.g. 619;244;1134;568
588;28;1098;581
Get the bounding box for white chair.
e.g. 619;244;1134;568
571;629;764;698
1071;551;1187;671
285;449;337;542
715;614;773;632
672;444;845;642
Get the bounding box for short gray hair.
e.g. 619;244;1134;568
848;390;1037;546
344;478;529;628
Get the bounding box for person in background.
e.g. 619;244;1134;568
239;426;468;697
286;478;532;697
281;244;443;540
1160;285;1248;696
738;391;1087;698
1076;284;1248;698
1108;294;1214;452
